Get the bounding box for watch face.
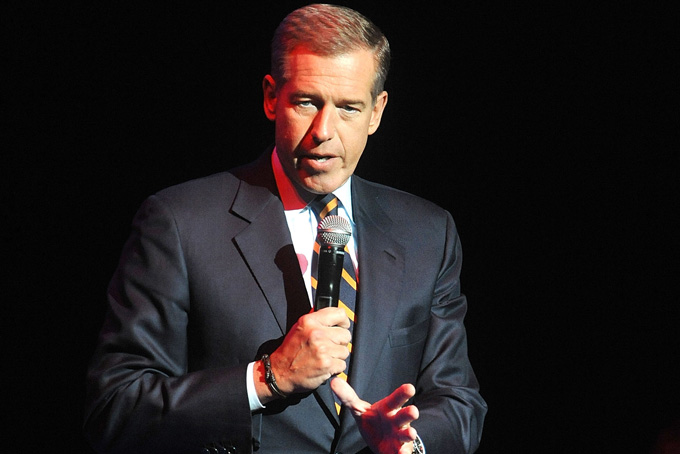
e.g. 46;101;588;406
412;437;424;454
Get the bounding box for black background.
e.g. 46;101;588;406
6;1;678;453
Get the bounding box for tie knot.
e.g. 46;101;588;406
310;194;338;221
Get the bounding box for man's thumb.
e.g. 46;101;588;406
330;377;370;416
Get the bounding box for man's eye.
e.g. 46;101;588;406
341;105;359;113
296;101;313;108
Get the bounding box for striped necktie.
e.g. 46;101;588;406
310;193;357;414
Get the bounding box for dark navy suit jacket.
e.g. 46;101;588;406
84;151;487;453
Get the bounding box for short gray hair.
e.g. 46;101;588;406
271;4;391;101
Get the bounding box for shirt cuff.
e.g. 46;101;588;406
246;361;266;412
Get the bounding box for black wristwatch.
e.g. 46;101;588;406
261;354;287;399
412;435;425;454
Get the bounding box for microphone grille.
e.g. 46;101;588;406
317;215;351;247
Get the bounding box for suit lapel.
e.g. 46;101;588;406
230;153;310;335
347;178;406;403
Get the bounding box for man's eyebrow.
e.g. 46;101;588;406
288;91;316;100
288;91;367;108
341;99;367;108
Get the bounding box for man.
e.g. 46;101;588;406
84;4;487;454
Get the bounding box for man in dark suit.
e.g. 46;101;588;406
84;4;487;453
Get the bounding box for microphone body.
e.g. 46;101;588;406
315;245;345;309
314;215;351;311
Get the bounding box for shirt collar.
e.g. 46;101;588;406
272;147;354;222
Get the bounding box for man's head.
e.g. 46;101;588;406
264;4;390;195
270;4;390;101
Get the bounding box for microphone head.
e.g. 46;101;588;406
317;215;351;247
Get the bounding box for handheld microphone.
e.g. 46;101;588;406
314;215;352;310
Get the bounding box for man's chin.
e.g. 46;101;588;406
297;174;346;195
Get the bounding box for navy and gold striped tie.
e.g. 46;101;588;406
310;193;357;414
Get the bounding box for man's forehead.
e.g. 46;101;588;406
282;48;377;95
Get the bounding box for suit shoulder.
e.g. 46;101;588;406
145;171;241;219
156;171;238;200
354;176;451;220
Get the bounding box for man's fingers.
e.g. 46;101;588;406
381;383;416;412
396;424;418;443
329;326;352;346
330;377;371;415
393;404;419;428
312;307;351;328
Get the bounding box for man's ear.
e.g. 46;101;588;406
368;90;388;135
263;75;277;121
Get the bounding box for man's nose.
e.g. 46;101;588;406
311;106;335;144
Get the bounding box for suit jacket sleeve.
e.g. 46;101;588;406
411;210;487;454
84;193;253;454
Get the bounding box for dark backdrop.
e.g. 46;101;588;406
6;1;678;453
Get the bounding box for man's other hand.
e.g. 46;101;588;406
331;377;420;454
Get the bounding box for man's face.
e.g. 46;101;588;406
263;47;388;194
